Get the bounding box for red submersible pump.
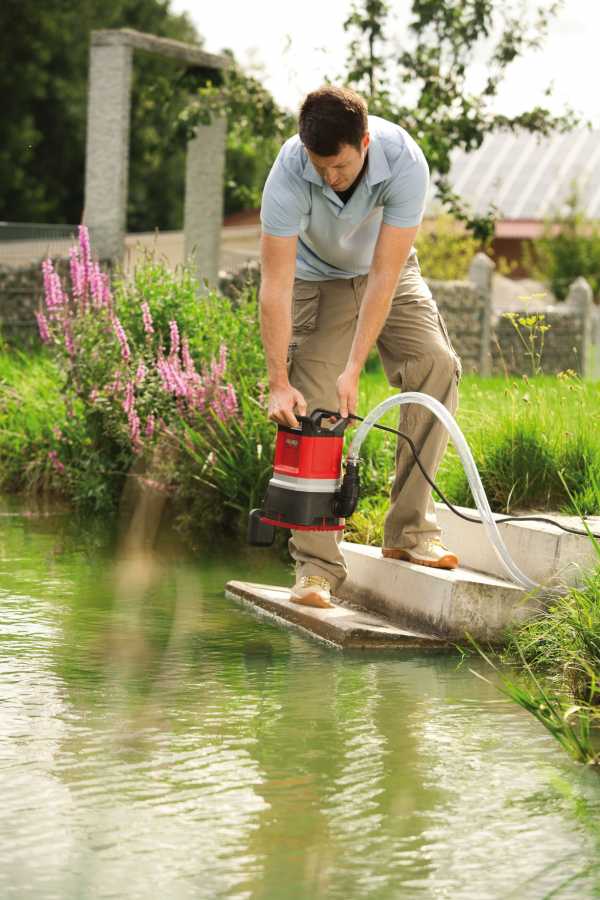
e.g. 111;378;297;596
247;409;359;546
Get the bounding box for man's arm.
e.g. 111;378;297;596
259;232;307;428
336;222;419;417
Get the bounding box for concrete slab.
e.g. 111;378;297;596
435;502;600;587
224;581;448;650
337;542;542;643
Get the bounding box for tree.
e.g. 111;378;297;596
340;0;580;240
0;0;200;229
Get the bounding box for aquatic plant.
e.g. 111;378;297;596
469;638;600;768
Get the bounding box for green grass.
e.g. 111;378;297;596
471;560;600;768
3;350;600;536
0;348;69;493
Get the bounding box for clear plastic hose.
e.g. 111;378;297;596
346;392;539;590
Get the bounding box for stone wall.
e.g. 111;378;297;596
428;259;599;379
492;306;583;375
490;277;599;377
0;263;45;346
426;278;486;374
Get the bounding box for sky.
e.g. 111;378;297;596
170;0;598;128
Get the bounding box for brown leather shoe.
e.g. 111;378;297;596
382;538;459;570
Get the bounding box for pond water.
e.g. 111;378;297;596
1;495;599;900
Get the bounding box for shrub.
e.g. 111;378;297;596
524;187;600;301
28;228;274;538
415;214;482;280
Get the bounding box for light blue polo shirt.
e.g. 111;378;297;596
260;114;430;281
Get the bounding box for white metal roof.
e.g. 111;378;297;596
425;128;600;220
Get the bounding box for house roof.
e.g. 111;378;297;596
425;128;600;221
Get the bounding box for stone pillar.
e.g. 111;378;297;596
83;34;133;261
566;276;594;377
184;115;227;289
468;252;495;376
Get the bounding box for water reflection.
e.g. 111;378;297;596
0;496;599;899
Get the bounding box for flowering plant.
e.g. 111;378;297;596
37;226;238;488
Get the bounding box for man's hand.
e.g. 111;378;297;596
336;368;360;419
268;382;307;428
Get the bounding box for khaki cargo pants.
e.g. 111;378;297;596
287;253;462;591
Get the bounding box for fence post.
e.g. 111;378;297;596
183;114;227;289
468;252;495;376
83;33;133;262
566;276;594;377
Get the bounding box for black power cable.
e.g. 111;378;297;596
322;409;600;541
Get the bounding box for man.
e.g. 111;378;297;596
259;85;461;609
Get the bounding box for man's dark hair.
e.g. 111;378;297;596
299;85;368;156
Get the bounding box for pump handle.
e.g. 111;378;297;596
308;408;349;436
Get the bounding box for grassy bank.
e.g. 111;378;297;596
3;353;600;538
473;558;600;769
0;348;69;494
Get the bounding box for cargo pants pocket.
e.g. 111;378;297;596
292;280;321;333
436;309;463;382
287;281;321;375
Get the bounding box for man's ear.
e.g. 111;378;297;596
363;132;371;151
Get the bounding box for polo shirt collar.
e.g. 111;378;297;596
302;152;323;186
364;132;391;187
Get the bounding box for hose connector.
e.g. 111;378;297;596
332;461;360;518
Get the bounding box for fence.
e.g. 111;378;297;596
0;223;78;345
427;255;600;380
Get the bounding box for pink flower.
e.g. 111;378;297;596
48;450;65;474
182;337;195;375
109;370;123;394
128;408;141;451
89;262;104;308
35;311;51;344
145;414;155;438
156;355;177;393
123;381;135;415
156;355;188;397
42;258;65;316
112;315;131;362
210;343;227;379
78;225;92;285
69;246;85;301
63;320;75;357
224;382;238;415
141;302;154;335
135;362;146;385
100;273;113;308
169;320;180;359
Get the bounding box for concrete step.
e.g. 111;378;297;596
337;542;538;643
435;502;600;586
224;580;448;650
